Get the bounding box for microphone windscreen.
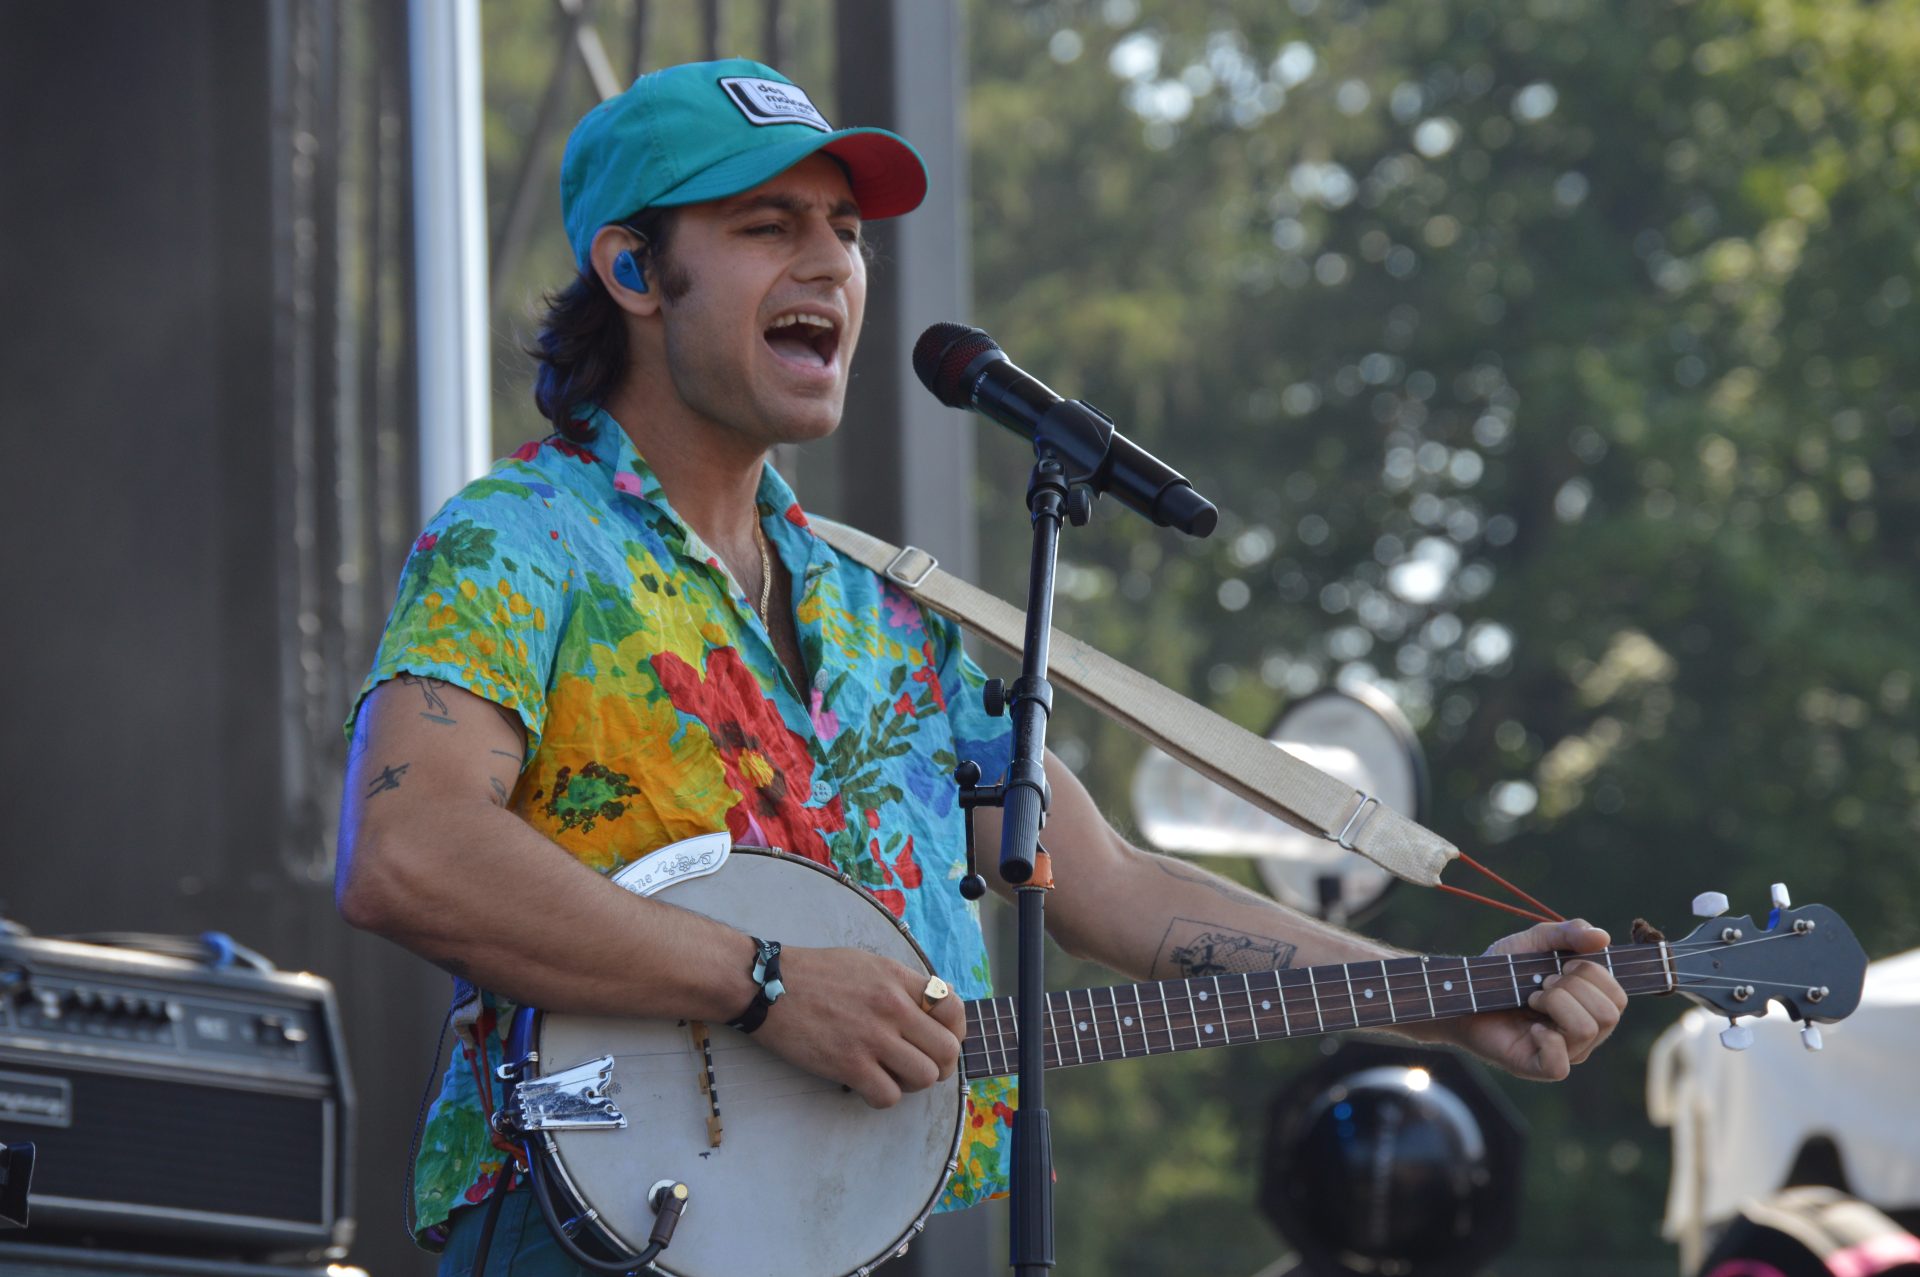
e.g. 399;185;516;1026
912;322;1000;407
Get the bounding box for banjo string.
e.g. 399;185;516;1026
572;937;1814;1094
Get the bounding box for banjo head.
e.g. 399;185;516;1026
535;848;965;1277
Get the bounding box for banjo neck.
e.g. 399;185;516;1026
957;944;1676;1079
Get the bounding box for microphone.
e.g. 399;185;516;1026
913;323;1218;538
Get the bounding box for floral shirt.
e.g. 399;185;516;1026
349;409;1016;1241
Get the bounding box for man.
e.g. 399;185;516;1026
336;59;1625;1274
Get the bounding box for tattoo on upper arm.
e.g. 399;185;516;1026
399;674;457;726
366;763;410;797
489;776;509;806
1152;856;1273;910
1154;918;1297;979
489;749;520;762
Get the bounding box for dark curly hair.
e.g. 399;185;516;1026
528;207;688;442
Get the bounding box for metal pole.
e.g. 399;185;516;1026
408;0;492;515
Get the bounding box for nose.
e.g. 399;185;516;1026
791;215;856;287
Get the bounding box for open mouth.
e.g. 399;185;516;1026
763;310;841;371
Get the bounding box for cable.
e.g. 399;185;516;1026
466;1163;514;1275
48;930;276;972
405;1003;454;1244
524;1139;683;1274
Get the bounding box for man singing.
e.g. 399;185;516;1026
336;59;1625;1274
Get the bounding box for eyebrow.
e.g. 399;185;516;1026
725;192;862;222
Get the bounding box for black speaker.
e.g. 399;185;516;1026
0;933;352;1259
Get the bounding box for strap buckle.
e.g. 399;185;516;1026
1334;793;1382;851
883;545;938;590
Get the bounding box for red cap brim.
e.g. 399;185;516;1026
821;129;929;221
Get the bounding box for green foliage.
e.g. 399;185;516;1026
968;0;1920;1271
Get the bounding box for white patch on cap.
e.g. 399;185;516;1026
720;77;832;132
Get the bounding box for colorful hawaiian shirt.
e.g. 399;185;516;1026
348;408;1017;1241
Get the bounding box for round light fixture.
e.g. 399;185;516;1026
1130;684;1427;923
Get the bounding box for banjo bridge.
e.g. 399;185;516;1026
690;1020;725;1148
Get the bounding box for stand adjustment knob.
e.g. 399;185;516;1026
982;678;1007;718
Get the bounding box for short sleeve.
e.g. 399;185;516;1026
929;611;1014;785
346;483;571;763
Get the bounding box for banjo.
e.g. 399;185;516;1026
496;838;1867;1277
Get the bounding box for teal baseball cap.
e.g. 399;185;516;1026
561;58;929;268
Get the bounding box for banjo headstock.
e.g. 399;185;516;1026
1668;891;1867;1048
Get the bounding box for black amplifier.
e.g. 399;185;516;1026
0;930;353;1259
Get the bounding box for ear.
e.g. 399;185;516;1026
590;224;662;316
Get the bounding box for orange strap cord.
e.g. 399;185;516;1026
1027;849;1055;890
464;1007;531;1170
1435;851;1567;926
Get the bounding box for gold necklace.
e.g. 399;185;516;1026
752;518;774;628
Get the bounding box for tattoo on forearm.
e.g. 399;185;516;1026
366;763;410;797
489;776;509;806
1152;856;1273;910
400;673;456;726
1154;918;1297;979
489;748;520;762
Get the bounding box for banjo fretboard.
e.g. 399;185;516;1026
958;944;1676;1079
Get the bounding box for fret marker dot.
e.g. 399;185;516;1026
1123;1016;1134;1027
1260;1000;1271;1011
1198;991;1210;1002
1076;1021;1088;1032
1204;1024;1215;1035
1443;981;1454;991
1363;988;1375;999
1534;973;1545;984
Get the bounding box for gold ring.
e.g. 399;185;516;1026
919;975;951;1012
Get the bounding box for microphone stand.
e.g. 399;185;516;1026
956;443;1095;1277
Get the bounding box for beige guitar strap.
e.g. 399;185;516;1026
811;518;1457;888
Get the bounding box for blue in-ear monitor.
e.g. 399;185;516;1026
613;249;648;293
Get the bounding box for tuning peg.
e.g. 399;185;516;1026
1801;1024;1823;1052
1771;883;1792;910
1693;891;1730;919
1719;1021;1753;1051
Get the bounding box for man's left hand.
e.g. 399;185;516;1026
1441;919;1628;1081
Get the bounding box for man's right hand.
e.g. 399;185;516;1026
754;945;965;1109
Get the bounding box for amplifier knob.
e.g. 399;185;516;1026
257;1014;309;1046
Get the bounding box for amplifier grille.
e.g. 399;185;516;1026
10;1066;326;1226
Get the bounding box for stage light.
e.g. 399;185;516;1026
1130;684;1428;923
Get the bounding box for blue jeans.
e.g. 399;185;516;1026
438;1185;588;1276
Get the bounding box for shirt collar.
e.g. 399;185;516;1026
581;407;825;569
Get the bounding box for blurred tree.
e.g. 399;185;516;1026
965;0;1920;1272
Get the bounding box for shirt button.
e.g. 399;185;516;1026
810;778;834;804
